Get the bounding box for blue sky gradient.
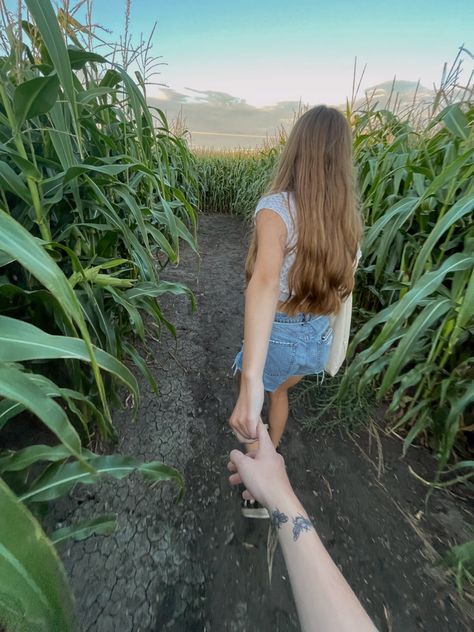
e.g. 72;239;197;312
88;0;473;105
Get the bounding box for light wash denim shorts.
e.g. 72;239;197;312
232;311;333;392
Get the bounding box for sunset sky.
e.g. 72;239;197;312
9;0;472;147
90;0;472;106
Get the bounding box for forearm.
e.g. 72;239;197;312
241;275;279;380
269;493;377;632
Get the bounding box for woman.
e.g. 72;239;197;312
229;105;362;518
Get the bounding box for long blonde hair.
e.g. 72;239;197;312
246;105;362;315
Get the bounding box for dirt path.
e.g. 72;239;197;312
52;215;472;631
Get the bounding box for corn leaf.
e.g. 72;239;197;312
13;74;60;125
0;400;24;430
0;210;111;429
0;445;73;474
363;197;418;253
441;104;470;140
50;514;116;544
67;48;107;70
21;455;183;503
371;252;474;353
411;194;474;282
0;365;82;461
0;316;139;403
0;478;76;631
0;162;32;204
25;0;80;146
379;299;452;397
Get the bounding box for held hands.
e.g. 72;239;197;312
228;376;264;443
227;422;293;508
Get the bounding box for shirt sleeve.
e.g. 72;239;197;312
254;193;291;235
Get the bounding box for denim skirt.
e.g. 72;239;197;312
232;311;333;392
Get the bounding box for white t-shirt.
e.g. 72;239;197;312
254;191;362;302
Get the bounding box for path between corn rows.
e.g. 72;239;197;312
52;215;472;632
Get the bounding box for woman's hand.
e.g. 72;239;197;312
228;376;264;443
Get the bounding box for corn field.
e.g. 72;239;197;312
196;68;474;485
0;0;473;626
196;145;282;217
196;96;474;589
342;102;473;482
0;1;196;628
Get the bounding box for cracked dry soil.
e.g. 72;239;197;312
51;215;473;632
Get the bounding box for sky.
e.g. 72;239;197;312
9;0;474;147
89;0;473;106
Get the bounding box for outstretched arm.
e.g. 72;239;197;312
228;423;378;632
229;209;286;442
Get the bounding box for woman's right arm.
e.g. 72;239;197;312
229;209;286;443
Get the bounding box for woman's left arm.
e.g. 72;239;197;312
229;209;286;442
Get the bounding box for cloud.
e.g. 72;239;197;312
147;87;304;148
147;80;437;148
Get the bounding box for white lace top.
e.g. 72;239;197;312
254;191;362;302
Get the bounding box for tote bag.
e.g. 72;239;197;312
325;247;361;377
325;292;353;377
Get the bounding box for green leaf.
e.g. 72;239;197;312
0;316;139;403
13;74;60;125
0;162;32;204
67;48;107;70
22;372;107;439
0;399;24;430
48;102;77;169
146;225;177;262
84;177;156;279
0;253;15;267
122;341;158;395
374;199;418;281
63;162;133;184
441;385;474;467
99;68;121;88
448;268;474;352
0;365;83;461
363;197;418;253
0;210;112;432
441;104;470;140
25;0;80;146
419;150;473;203
403;410;430;455
152;209;198;254
107;287;145;340
0;211;81;328
110;64;152;144
348;304;393;355
411;195;474;282
125;280;194;304
371;253;474;353
20;454;183;503
115;186;150;249
0;445;72;474
379;299;451;397
50;514;116;544
0;143;42;180
0;478;76;631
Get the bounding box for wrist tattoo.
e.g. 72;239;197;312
271;508;289;529
270;509;314;541
292;515;313;541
